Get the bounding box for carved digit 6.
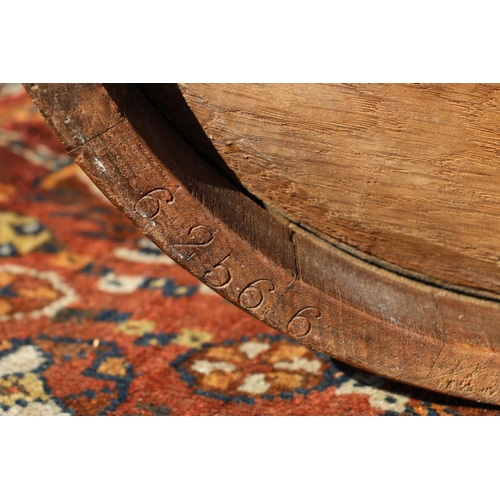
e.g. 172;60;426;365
135;188;173;219
173;225;214;260
287;307;322;337
239;279;275;309
204;255;231;288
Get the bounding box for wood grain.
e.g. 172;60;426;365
171;84;500;300
24;83;500;405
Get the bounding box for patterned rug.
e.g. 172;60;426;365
0;83;498;416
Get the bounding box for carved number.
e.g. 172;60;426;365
239;279;275;309
137;188;214;260
173;225;214;260
204;255;232;287
287;307;322;337
135;188;173;219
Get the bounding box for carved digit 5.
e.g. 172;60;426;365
204;255;232;288
239;279;275;309
287;307;322;337
135;188;173;219
173;225;214;260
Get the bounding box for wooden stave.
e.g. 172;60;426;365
158;83;500;300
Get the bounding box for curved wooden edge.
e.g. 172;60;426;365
170;83;500;300
24;83;500;405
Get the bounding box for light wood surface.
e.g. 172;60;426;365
174;84;500;299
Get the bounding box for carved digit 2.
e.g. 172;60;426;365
173;225;214;260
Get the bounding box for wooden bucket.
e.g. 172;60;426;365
26;83;500;404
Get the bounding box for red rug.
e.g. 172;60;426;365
0;83;498;415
